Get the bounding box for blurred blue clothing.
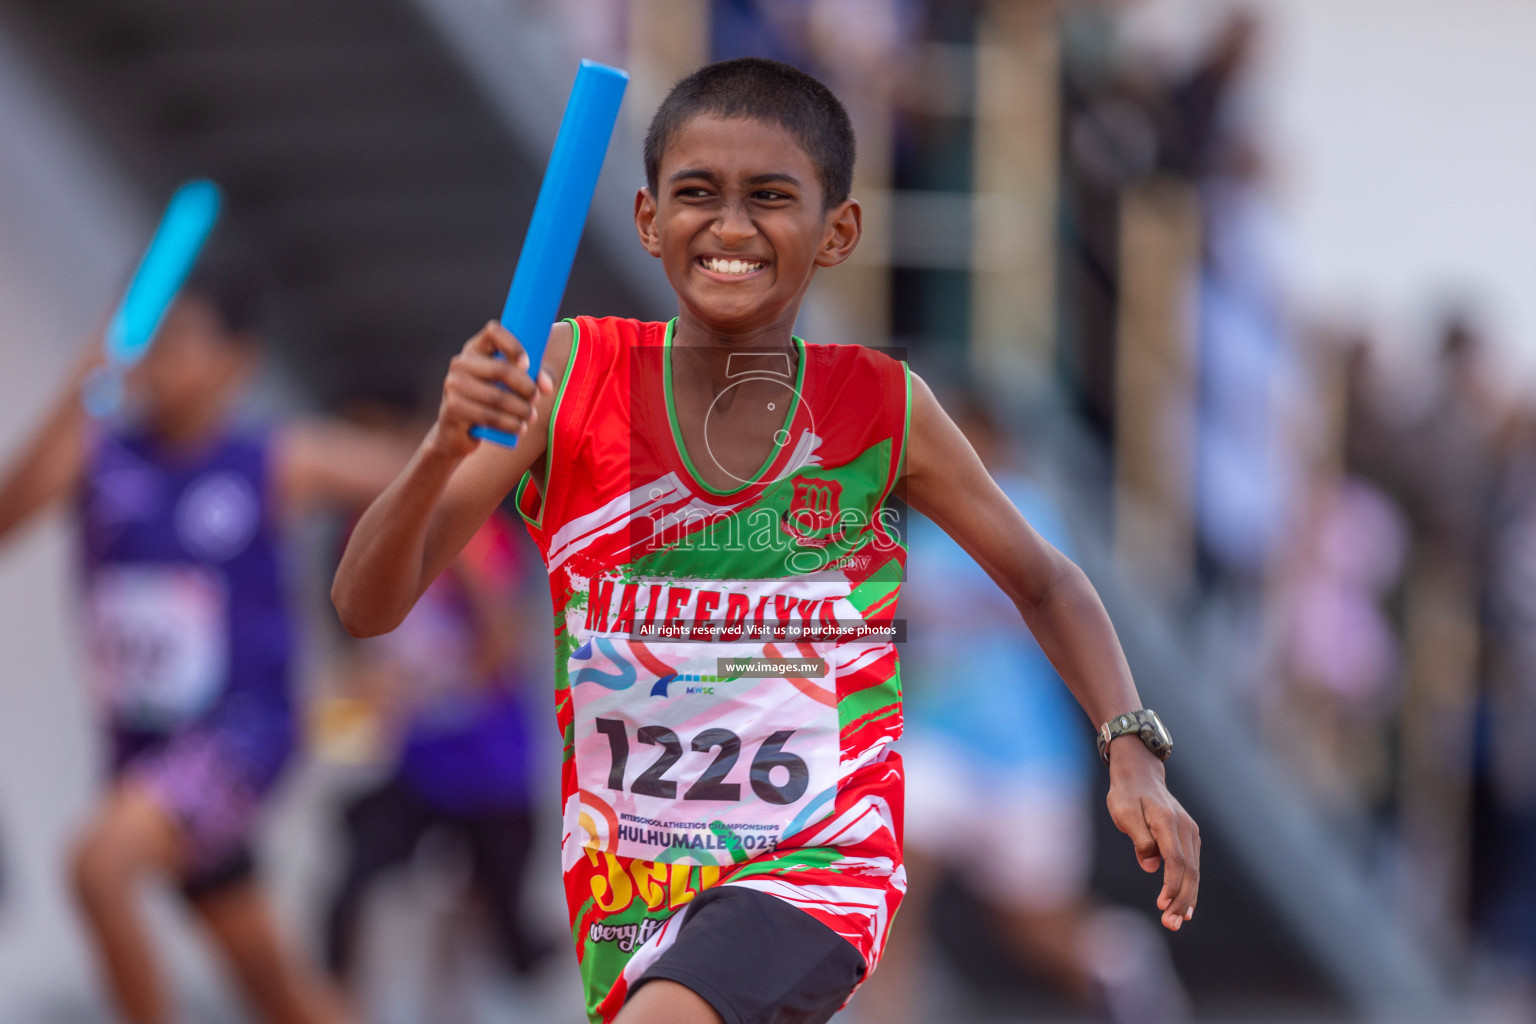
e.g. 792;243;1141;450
398;683;534;815
903;472;1090;785
710;0;812;66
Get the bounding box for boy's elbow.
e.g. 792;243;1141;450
1017;551;1088;612
331;578;397;639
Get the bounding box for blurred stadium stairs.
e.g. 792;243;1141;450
0;1;1456;1020
0;0;669;406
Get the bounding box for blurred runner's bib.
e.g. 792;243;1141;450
86;564;228;730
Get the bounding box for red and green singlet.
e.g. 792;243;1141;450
516;316;910;1023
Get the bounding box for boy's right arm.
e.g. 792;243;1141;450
331;320;570;637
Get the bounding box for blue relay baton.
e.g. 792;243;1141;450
471;59;628;448
84;178;223;416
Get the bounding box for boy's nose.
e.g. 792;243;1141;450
713;203;758;246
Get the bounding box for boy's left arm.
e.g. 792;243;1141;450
900;373;1199;931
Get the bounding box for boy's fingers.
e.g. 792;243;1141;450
1111;783;1201;930
1174;820;1201;922
1150;812;1184;910
446;400;534;439
458;352;539;400
1109;793;1162;873
481;321;530;370
448;395;532;438
452;377;536;423
466;350;537;397
1151;811;1199;930
485;408;535;435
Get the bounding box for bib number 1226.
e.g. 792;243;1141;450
594;719;809;806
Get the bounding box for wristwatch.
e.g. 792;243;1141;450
1097;709;1173;765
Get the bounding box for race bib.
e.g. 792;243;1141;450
86;565;229;730
568;581;846;866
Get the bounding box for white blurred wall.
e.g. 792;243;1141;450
0;16;149;1017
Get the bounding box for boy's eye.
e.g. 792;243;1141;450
752;190;791;202
675;187;713;199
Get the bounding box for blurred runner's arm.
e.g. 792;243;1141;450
900;372;1200;932
331;321;569;637
274;420;417;514
0;337;104;544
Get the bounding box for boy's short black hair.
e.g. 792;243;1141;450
644;58;856;209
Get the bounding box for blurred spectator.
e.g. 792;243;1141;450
1396;312;1505;550
711;0;921;103
1156;14;1303;620
711;0;814;66
1469;408;1536;969
1266;468;1407;819
323;505;552;1009
1191;136;1299;609
1056;2;1158;440
1153;11;1261;181
857;399;1188;1024
1390;313;1506;941
0;265;408;1024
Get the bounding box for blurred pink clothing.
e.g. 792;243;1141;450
1287;477;1407;704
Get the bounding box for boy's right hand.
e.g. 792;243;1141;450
425;321;554;461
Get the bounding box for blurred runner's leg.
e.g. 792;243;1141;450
69;782;181;1024
322;777;434;985
194;880;351;1024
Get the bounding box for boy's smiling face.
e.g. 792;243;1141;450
636;114;861;337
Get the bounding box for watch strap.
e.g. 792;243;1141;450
1097;708;1172;765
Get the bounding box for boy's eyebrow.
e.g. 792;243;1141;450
743;172;801;188
669;168;721;184
667;169;803;189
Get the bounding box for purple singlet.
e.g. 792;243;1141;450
79;426;294;874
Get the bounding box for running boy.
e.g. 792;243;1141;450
0;266;406;1024
334;57;1200;1024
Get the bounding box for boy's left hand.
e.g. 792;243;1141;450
1104;739;1200;931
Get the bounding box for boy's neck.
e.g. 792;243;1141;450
671;307;799;350
670;308;801;391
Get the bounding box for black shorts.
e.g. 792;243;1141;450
179;845;256;903
633;885;867;1024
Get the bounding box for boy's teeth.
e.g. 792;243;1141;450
704;257;761;274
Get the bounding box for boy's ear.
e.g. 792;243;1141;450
635;187;662;257
814;198;862;269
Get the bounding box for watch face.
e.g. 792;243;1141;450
1140;712;1172;754
1100;711;1172;762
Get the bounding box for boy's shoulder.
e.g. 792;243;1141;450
802;337;907;373
554;316;661;379
799;340;909;414
567;315;668;348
